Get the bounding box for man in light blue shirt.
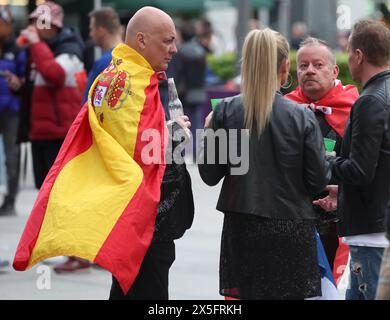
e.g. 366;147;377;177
83;7;123;103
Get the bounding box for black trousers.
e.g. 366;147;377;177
0;111;20;202
318;221;339;270
109;240;175;300
31;139;63;189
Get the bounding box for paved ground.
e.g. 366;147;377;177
0;162;224;300
0;146;347;300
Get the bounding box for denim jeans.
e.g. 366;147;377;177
376;246;390;300
346;246;384;300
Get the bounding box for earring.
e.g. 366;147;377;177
282;73;293;90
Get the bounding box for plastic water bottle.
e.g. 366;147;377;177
167;78;184;121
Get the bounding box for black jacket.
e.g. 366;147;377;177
175;38;207;105
152;82;194;242
313;112;343;224
152;122;194;242
198;93;331;220
386;198;390;240
47;27;85;61
329;71;390;236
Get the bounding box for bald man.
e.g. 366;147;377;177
106;7;194;300
125;6;177;72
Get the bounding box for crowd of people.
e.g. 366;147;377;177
0;1;389;300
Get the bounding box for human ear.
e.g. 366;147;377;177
356;49;364;65
279;58;290;87
136;32;146;49
333;64;340;80
280;58;290;78
285;58;291;74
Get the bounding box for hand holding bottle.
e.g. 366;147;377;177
174;115;191;138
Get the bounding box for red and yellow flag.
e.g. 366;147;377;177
13;44;167;293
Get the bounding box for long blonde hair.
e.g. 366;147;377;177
241;28;289;137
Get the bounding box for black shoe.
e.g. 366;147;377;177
0;259;10;271
0;201;16;216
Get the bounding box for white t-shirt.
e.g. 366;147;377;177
343;233;389;248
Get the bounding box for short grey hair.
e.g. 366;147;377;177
297;37;337;65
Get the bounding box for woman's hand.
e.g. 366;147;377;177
204;111;213;129
174;115;191;140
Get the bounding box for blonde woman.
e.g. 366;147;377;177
198;29;331;299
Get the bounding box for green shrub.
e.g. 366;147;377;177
206;53;237;82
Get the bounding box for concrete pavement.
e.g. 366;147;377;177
0;163;224;300
0;152;347;300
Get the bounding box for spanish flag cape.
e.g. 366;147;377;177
285;81;359;137
13;43;167;293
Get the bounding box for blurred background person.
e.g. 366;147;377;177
335;31;350;53
17;1;86;191
291;21;309;50
83;7;123;103
0;5;26;217
248;18;261;31
195;18;213;54
175;21;208;160
15;1;88;272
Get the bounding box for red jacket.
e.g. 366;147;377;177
29;33;85;140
